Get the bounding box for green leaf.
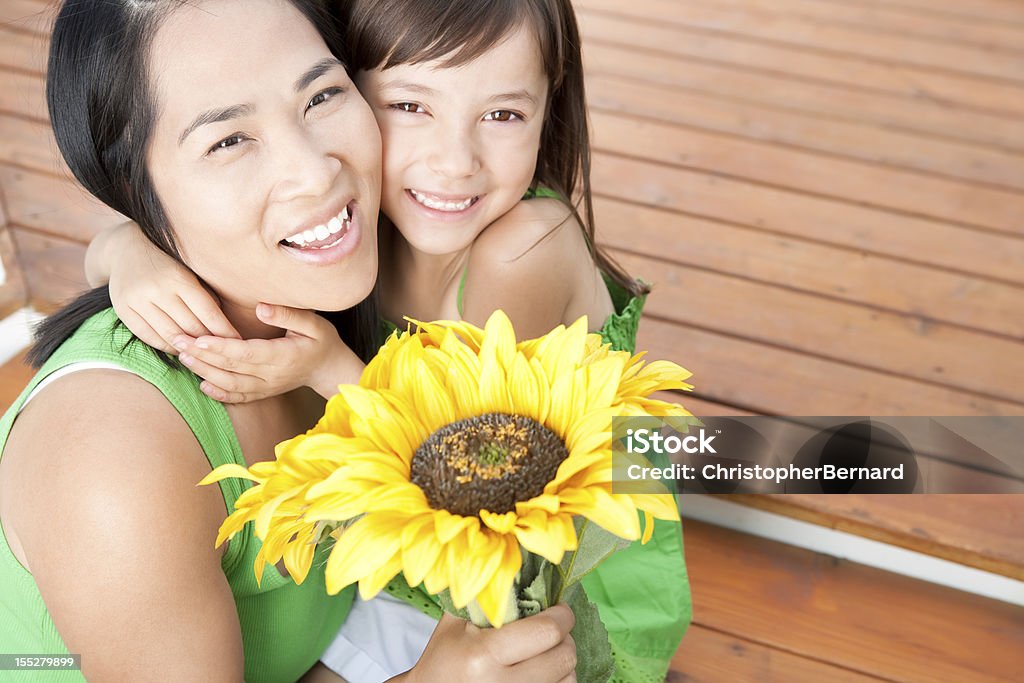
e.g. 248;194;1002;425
557;518;631;599
566;583;614;683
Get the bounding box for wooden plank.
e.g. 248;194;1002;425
0;67;46;120
585;75;1024;193
0;351;33;414
10;227;87;311
659;0;1024;52
596;197;1024;340
0;165;123;243
580;20;1024;130
0;26;47;74
682;519;1024;682
591;110;1024;237
0;113;65;175
636;317;1024;416
840;0;1024;27
591;153;1024;287
724;494;1024;580
669;624;888;683
575;0;1024;84
0;1;54;37
615;250;1024;405
0;225;28;320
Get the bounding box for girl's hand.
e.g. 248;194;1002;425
87;221;240;352
401;605;577;683
176;303;364;403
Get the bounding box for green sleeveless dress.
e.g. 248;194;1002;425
381;256;693;682
0;309;354;683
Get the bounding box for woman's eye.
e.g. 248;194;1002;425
207;134;249;154
307;87;344;111
483;110;521;122
392;102;425;114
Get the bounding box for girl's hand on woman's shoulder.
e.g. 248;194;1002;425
175;304;364;403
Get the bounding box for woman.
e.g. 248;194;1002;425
0;1;576;681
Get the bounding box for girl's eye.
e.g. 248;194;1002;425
483;110;521;122
307;87;344;111
207;133;249;155
392;102;426;114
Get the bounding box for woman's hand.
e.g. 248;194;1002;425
399;605;577;683
176;303;365;403
85;220;240;353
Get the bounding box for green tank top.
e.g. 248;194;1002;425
0;309;354;683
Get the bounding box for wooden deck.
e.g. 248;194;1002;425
1;0;1023;681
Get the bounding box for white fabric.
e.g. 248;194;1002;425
21;362;133;410
321;592;436;683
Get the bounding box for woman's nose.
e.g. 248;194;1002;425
426;126;481;180
270;128;342;203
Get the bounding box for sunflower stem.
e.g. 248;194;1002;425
467;588;520;627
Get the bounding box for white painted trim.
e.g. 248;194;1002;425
680;494;1024;607
0;308;42;366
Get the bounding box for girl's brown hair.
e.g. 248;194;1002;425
338;0;647;297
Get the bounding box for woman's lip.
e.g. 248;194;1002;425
279;204;362;265
404;189;485;220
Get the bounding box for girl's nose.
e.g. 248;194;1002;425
426;126;481;179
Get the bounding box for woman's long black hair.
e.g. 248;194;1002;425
30;0;380;367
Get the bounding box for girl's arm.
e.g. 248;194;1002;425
1;371;246;681
85;222;360;402
85;221;241;352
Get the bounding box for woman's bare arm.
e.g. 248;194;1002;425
1;371;245;682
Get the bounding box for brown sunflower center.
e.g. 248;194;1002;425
410;412;569;517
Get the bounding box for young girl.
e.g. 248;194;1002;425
86;0;692;680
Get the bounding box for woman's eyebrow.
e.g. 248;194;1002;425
294;57;344;92
178;104;253;146
176;58;344;147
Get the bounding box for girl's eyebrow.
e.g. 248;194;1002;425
377;80;436;97
177;58;345;147
485;90;537;107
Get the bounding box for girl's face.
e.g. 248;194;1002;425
357;25;549;257
146;0;381;315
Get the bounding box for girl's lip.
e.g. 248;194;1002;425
404;189;486;221
279;202;362;265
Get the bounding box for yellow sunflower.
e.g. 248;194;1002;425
202;311;693;626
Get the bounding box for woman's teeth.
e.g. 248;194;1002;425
409;189;477;212
283;205;350;248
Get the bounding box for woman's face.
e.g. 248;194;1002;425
146;0;381;315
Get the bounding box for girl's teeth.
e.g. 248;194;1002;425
411;190;475;212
